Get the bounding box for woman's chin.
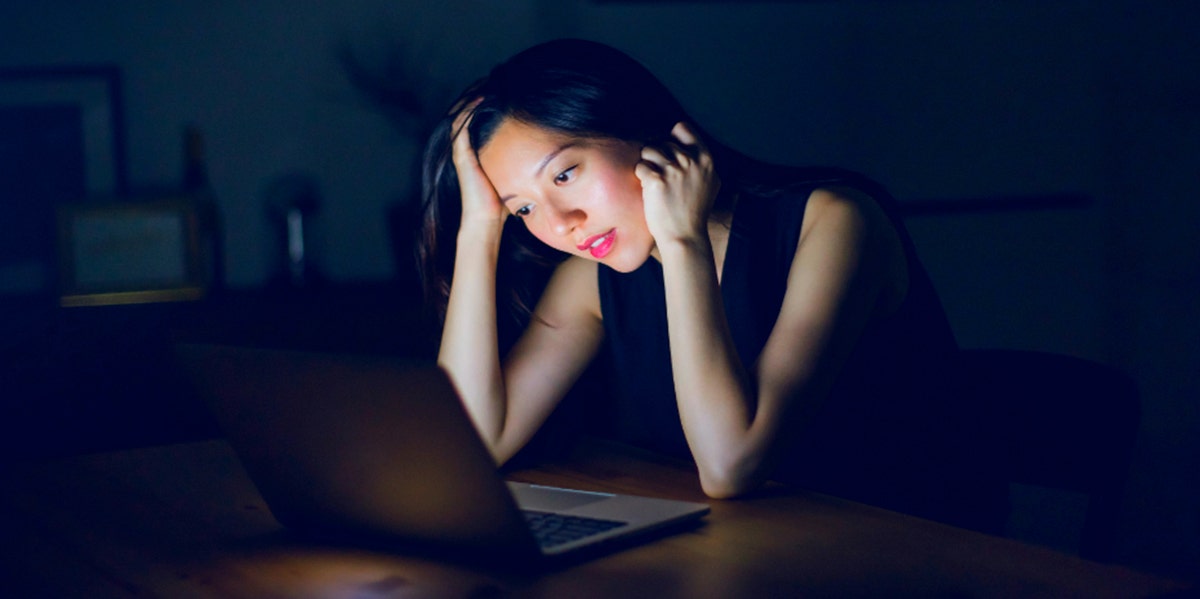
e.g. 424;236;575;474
598;251;652;273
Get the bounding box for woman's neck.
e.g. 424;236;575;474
648;198;737;283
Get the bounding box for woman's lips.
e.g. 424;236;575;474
578;229;616;259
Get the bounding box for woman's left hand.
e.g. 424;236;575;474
636;122;721;248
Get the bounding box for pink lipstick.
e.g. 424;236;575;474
577;229;616;259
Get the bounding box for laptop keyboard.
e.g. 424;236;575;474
522;510;627;549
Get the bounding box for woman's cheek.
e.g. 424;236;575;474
527;221;574;255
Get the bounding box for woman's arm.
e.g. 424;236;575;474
640;126;904;497
436;104;509;457
437;107;604;465
667;190;901;498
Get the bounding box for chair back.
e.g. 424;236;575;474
960;348;1140;561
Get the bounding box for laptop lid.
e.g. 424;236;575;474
177;343;542;560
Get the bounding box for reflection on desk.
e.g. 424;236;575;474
0;438;1192;598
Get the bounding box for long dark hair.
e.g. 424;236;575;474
417;38;861;326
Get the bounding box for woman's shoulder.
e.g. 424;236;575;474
798;187;895;247
735;165;905;235
538;256;603;322
551;255;599;291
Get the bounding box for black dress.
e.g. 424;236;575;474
596;169;1006;532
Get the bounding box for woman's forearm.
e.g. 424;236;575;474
437;221;508;456
656;237;765;497
636;121;766;494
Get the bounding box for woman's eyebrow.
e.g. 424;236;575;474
534;143;577;177
499;142;578;203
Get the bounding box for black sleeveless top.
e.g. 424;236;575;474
596;170;1002;529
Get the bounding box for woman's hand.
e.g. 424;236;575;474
636;122;721;248
450;100;507;231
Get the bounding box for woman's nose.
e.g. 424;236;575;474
547;206;585;236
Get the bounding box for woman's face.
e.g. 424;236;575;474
477;117;654;272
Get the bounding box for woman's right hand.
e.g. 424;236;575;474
450;100;507;231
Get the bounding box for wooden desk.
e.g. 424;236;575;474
0;439;1191;598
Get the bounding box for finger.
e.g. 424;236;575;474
671;121;698;146
451;98;482;146
451;96;482;124
645;136;697;162
672;122;708;154
449;93;478;115
635;160;666;185
636;154;666;176
452;129;478;170
451;108;483;170
640;144;674;168
676;121;710;162
647;141;694;172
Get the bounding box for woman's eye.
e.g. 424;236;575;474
553;166;577;184
514;205;533;217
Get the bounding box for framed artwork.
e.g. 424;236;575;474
56;197;211;307
0;65;127;296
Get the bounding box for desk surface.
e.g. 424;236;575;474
0;439;1191;598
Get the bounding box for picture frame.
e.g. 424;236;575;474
56;197;212;307
0;65;127;195
0;65;128;296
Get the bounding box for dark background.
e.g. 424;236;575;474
1;0;1196;580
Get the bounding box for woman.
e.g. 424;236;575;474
419;39;1004;532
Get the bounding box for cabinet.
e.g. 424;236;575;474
1;282;435;461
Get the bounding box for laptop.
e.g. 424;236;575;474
176;343;709;565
